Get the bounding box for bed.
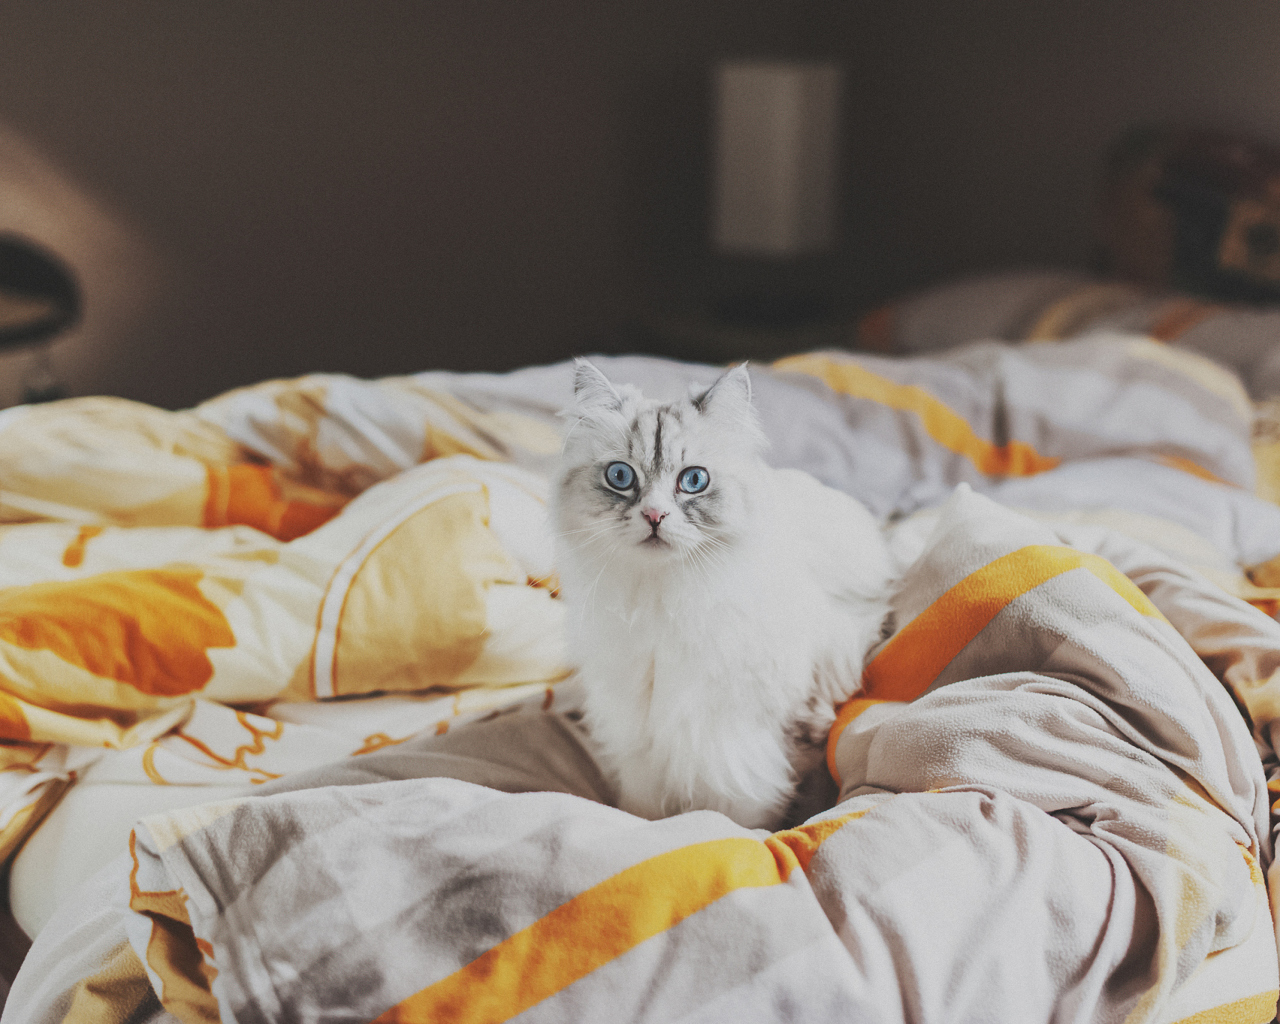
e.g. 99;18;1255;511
4;275;1280;1022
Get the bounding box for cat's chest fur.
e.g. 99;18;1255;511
581;546;816;732
565;471;890;830
578;611;807;829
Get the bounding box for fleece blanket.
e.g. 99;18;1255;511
4;333;1280;1020
7;489;1280;1024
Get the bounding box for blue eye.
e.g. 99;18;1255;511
678;466;709;493
605;461;635;490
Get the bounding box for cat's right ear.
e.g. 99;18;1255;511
572;359;623;413
692;363;752;416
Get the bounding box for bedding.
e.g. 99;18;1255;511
851;269;1280;400
4;331;1280;1021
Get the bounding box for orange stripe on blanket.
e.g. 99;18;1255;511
773;353;1061;477
827;545;1165;785
765;807;873;880
1156;453;1232;487
0;569;235;696
61;525;104;568
374;827;861;1024
1150;298;1222;343
0;692;30;742
824;698;892;784
864;545;1163;703
204;464;342;541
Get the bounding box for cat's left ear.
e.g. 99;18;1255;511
692;363;752;416
692;364;765;450
572;358;623;413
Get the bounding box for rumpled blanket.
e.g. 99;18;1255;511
6;333;1280;1022
7;489;1280;1024
7;332;1277;880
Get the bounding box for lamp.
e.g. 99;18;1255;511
709;60;841;330
712;60;841;258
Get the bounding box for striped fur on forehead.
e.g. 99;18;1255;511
568;360;762;460
562;363;765;479
625;401;693;477
567;394;758;474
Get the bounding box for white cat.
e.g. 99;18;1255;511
554;360;896;830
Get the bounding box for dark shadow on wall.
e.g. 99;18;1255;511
0;122;163;409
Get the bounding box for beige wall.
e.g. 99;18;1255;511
0;2;1277;408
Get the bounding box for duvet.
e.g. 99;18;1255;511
5;332;1280;1023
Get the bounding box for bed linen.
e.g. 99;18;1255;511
9;488;1280;1024
849;269;1280;401
4;331;1280;1021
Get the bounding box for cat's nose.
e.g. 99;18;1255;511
641;508;667;527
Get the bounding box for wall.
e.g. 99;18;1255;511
0;2;644;408
0;1;824;408
830;0;1280;306
0;2;1277;409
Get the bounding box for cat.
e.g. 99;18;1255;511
553;360;896;830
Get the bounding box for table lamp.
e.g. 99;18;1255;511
710;59;841;328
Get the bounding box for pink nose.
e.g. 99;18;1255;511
642;508;667;526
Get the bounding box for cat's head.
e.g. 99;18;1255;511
555;360;766;567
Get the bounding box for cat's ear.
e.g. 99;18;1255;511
692;363;765;451
572;358;623;413
692;363;752;416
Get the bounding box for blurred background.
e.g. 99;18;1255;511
1;0;1279;409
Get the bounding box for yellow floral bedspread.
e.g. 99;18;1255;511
0;375;569;863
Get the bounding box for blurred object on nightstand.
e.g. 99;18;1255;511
1097;127;1280;303
0;233;80;402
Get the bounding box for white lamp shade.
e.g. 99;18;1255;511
712;60;841;258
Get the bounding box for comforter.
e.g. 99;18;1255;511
5;332;1280;1022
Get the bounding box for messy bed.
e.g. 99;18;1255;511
6;277;1280;1022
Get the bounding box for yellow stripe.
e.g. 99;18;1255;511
765;807;874;879
1157;453;1232;487
1240;844;1265;888
373;837;784;1023
374;814;872;1024
865;545;1162;704
774;353;1061;477
828;545;1165;785
1170;990;1278;1024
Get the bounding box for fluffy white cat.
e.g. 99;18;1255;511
554;360;896;830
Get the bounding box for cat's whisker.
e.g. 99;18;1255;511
556;521;627;539
558;527;622;552
679;540;723;590
564;518;633;549
696;533;732;555
558;415;588;456
695;531;732;558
